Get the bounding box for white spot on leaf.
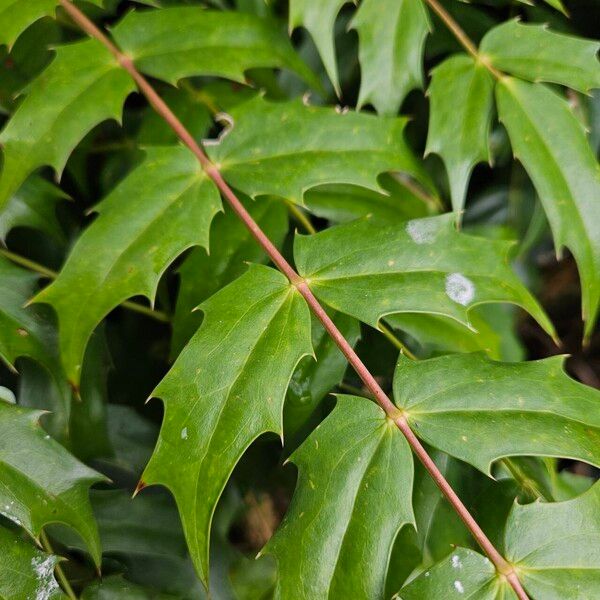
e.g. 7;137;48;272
445;273;475;306
454;580;464;594
181;427;188;440
406;219;438;244
451;554;462;569
31;555;59;600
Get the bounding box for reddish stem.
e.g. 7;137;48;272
58;2;528;597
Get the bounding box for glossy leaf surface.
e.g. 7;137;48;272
496;77;600;337
268;396;413;599
142;265;312;583
394;353;600;473
35;146;221;384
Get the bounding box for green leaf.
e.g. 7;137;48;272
0;401;103;564
506;481;600;598
400;482;600;599
496;77;600;337
398;547;506;599
0;525;65;600
208;95;434;205
304;175;433;225
82;576;178;600
481;20;600;93
171;196;288;358
0;256;71;434
142;265;312;584
267;395;413;599
111;7;319;89
0;175;68;242
394;353;600;474
35;146;221;385
0;38;135;210
425;55;494;212
294;214;555;339
284;311;360;449
288;0;348;95
351;0;429;115
387;304;525;361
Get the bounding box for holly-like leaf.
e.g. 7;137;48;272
0;256;71;434
0;401;103;564
496;77;600;338
351;0;429;115
142;265;312;584
400;482;600;599
481;20;600;93
425;55;494;212
171;196;288;358
207;95;434;206
398;547;505;599
267;395;414;599
294;214;555;339
304;176;433;225
0;525;65;600
0;0;102;48
0;175;68;242
35;146;221;385
394;353;600;474
288;0;348;95
111;7;319;89
0;38;135;210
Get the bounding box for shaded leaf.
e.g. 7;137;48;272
425;55;494;212
304;175;432;225
288;0;348;94
35;146;221;384
0;256;71;434
267;395;413;599
496;77;600;337
352;0;429;115
0;38;135;210
0;175;67;242
0;401;103;564
171;196;288;357
294;214;555;338
394;353;600;474
481;20;600;93
0;525;64;600
112;7;318;89
142;265;312;583
208;95;434;205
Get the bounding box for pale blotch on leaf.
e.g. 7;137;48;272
31;555;59;600
405;219;438;245
445;273;475;306
181;427;188;440
454;580;465;594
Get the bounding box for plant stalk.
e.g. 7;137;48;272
0;248;170;323
40;529;77;600
58;2;529;596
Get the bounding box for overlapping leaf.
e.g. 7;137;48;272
142;265;312;584
481;20;600;92
0;401;103;564
0;38;135;210
352;0;429;115
426;55;494;212
267;396;413;599
394;353;600;473
294;214;555;338
0;175;67;242
496;78;600;338
400;482;600;599
208;95;434;205
288;0;347;95
111;7;318;88
0;525;64;600
35;146;221;385
0;0;102;48
0;256;71;435
171;197;288;358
